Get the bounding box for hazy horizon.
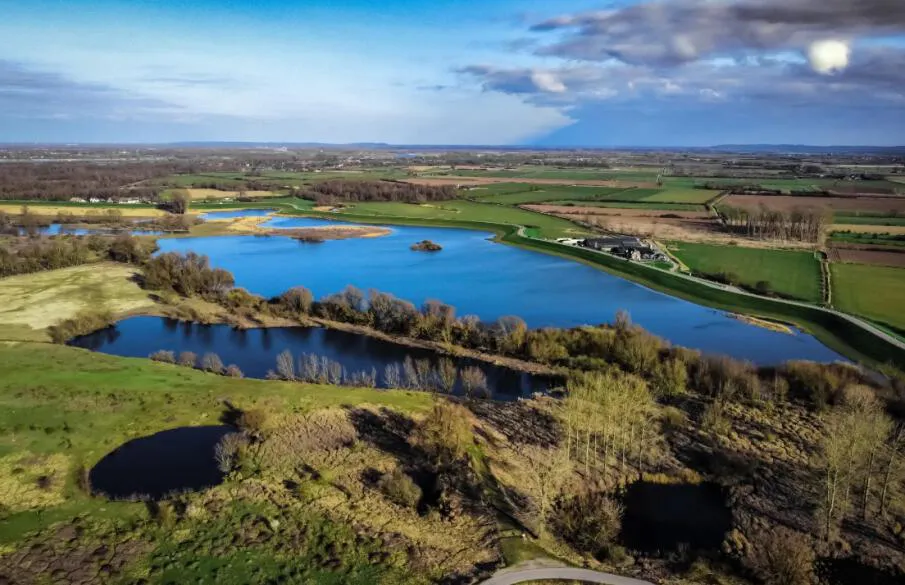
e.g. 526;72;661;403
2;0;904;146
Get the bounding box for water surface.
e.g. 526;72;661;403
72;316;550;399
155;219;844;364
90;425;233;500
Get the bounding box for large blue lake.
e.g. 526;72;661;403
152;215;844;364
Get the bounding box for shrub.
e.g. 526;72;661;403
236;408;268;438
149;350;176;363
411;400;473;469
744;525;815;585
224;364;244;378
460;366;489;399
178;351;198;368
278;286;314;316
48;311;115;344
702;400;731;436
549;490;623;559
275;349;295;380
200;352;224;374
378;468;422;508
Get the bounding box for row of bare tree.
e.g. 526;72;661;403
301;180;458;204
720;205;831;243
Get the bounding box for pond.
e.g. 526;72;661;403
154;218;844;365
18;223;165;236
620;481;732;554
70;316;553;399
90;425;234;500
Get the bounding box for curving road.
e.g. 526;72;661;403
477;567;654;585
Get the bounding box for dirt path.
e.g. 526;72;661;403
477;566;654;585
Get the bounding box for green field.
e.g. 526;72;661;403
831;263;905;334
834;215;905;227
548;201;706;212
830;231;905;247
0;341;433;583
669;242;823;302
467;184;629;205
644;188;720;204
336;200;590;238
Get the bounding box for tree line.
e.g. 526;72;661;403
141;254;891;419
300;180;458;204
0;162;189;202
720;205;831;243
0;233;155;278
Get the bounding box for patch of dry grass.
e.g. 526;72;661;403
0;453;69;512
251;407;499;577
0;204;166;217
832;224;905;235
0;263;155;341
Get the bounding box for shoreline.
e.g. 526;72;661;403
104;301;560;379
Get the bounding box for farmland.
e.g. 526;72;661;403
669;242;823;302
831;263;905;333
334;200;590;238
833;249;905;268
522;204;711;220
721;194;905;214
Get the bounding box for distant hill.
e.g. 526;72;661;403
710;144;905;155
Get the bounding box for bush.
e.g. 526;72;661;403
278;286;314;316
200;352;224;374
149;350;176;363
549;490;623;559
178;351;198;368
411;400;473;469
378;468;422;508
236;408;268;438
224;364;244;378
744;525;815;585
48;311;115;344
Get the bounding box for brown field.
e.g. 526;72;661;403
834;248;905;267
540;210;813;248
723;195;905;213
522;204;711;219
403;176;655;188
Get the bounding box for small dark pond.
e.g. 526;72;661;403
70;316;555;399
818;558;904;585
620;481;732;554
90;425;234;500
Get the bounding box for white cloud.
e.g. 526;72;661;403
531;71;567;93
807;39;851;74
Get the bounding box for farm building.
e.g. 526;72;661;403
582;236;664;261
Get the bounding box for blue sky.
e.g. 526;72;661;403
1;0;903;146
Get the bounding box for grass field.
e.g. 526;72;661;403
0;263;155;342
338;201;590;238
467;184;629;205
644;187;721;204
834;215;905;227
0;341;435;583
669;242;822;302
831;263;905;334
